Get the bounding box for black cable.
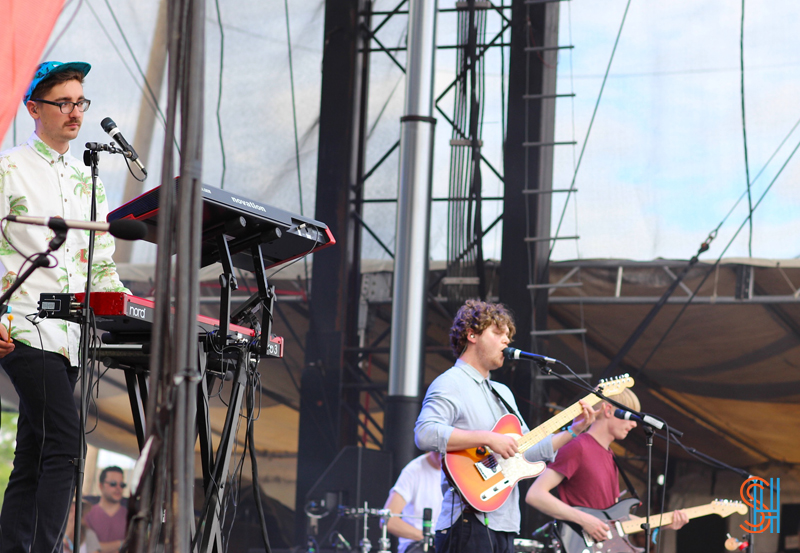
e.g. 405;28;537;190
283;0;308;213
739;0;753;257
548;0;633;265
85;310;104;435
600;109;800;384
223;402;249;553
254;369;263;422
189;370;226;552
100;0;166;124
632;127;800;378
265;233;320;281
247;370;272;552
500;0;506;147
84;0;168;133
121;156;147;182
50;479;79;553
718;112;800;235
282;0;310;287
214;0;227;189
1;217;61;261
208;371;227;400
715;71;800;255
91;0;179;153
30;320;48;552
44;0;85;59
26;319;75;553
283;0;304;217
199;346;253;553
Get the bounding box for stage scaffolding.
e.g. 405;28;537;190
295;0;567;543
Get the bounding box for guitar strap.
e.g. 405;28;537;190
486;381;526;428
613;456;641;501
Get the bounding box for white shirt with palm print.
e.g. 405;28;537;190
0;132;128;363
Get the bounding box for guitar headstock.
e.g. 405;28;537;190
711;499;748;517
596;374;635;397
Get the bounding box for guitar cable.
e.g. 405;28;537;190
482;512;494;552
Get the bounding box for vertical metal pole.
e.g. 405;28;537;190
295;0;368;544
385;0;438;479
131;0;180;548
532;3;559;337
171;0;204;548
499;0;559;539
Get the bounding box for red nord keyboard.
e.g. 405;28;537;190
38;292;283;357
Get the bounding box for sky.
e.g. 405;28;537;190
548;1;800;262
2;0;798;264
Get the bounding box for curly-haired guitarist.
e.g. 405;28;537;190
415;299;596;553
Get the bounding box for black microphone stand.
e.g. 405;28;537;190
72;142;136;549
642;425;655;553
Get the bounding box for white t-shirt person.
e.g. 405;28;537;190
384;452;443;553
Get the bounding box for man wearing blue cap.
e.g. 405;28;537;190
0;61;128;553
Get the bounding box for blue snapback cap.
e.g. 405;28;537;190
23;61;92;104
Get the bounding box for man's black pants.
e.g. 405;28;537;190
0;342;79;553
434;513;515;553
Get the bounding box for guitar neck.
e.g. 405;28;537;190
622;504;716;534
518;391;602;453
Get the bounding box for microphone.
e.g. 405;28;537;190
100;117;147;175
502;347;557;365
613;409;665;430
422;508;433;552
6;215;147;241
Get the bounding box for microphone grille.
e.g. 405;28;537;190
100;117;116;132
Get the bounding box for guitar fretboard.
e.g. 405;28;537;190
517;392;602;453
622;503;736;534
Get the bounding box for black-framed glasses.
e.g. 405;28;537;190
105;481;126;489
32;98;91;114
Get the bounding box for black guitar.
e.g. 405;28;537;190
556;498;747;553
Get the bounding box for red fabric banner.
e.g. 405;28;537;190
0;0;65;143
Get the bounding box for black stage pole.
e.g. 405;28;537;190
71;146;101;553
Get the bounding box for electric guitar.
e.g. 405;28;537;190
557;498;748;553
443;375;635;513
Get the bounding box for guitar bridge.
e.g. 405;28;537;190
474;453;501;480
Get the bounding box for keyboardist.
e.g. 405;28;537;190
0;61;129;553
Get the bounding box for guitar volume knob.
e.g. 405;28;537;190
476;446;487;456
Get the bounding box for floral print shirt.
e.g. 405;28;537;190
0;132;128;363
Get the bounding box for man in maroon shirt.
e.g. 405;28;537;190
84;467;128;553
525;390;688;545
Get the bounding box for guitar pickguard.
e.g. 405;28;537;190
558;499;643;553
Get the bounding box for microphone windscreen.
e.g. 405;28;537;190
101;117;116;133
108;219;147;240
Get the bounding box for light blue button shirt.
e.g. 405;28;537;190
415;359;555;533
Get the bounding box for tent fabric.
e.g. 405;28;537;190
546;259;800;472
0;0;65;140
